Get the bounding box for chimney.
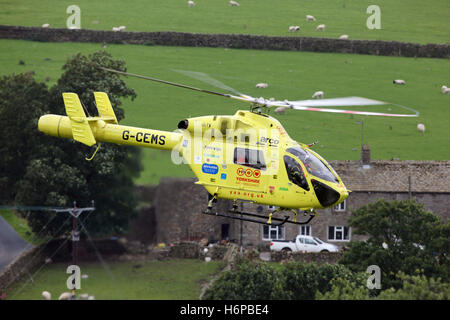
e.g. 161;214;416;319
361;144;370;166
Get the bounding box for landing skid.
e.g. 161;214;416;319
202;209;316;226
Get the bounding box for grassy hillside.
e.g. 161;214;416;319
0;0;449;44
1;39;449;184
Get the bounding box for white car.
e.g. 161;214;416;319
270;235;340;253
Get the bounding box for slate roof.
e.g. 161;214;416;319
329;160;450;193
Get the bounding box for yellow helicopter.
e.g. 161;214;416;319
38;67;418;226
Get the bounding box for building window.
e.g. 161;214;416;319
262;225;285;240
299;225;311;236
328;226;350;241
334;200;346;212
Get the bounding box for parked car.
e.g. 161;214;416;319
270;235;339;253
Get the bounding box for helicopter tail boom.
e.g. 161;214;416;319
38;92;182;151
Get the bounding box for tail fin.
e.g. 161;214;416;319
62;93;97;147
93;92;118;124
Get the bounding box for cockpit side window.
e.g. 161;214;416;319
287;147;338;183
284;155;309;191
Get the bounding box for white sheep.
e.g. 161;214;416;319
274;106;287;114
393;79;406;85
289;26;300;32
312;91;324;99
88;295;95;300
188;1;195;7
78;293;89;300
417;123;425;135
58;292;73;300
306;15;316;22
112;27;120;32
256;83;268;88
229;1;240;6
316;24;326;31
42;24;50;28
118;26;126;31
441;85;450;94
339;34;349;40
42;291;51;300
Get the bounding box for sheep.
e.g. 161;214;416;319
256;83;268;88
42;291;51;300
112;27;120;32
289;26;300;32
118;26;126;31
306;15;316;22
312;91;324;99
88;295;95;300
441;85;450;94
339;34;349;40
42;23;50;28
229;1;240;6
274;106;287;114
417;123;425;135
316;24;325;31
58;292;73;300
393;79;406;85
78;293;89;300
188;0;195;6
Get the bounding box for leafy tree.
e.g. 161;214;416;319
0;51;142;236
0;72;50;202
202;259;287;300
315;276;371;300
340;199;449;289
377;272;450;300
317;271;450;300
202;259;365;300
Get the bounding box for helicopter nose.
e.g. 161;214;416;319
311;179;349;208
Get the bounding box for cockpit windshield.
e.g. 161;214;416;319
287;147;338;183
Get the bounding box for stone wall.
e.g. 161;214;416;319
270;251;343;264
0;238;127;292
0;25;448;59
0;245;43;292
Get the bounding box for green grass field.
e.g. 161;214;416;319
0;0;449;44
6;259;223;300
0;209;46;245
1;39;449;184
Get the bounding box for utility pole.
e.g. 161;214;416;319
52;201;95;299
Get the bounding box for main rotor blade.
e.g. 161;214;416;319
99;66;234;99
286;96;386;107
289;105;418;117
99;67;419;117
172;69;243;96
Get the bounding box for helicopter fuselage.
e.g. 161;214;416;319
38;93;349;212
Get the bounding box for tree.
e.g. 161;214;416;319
0;72;50;202
0;51;142;236
340;199;449;289
202;259;287;300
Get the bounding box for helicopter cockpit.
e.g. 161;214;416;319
286;147;339;183
284;146;342;207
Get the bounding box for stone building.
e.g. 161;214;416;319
139;160;449;249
